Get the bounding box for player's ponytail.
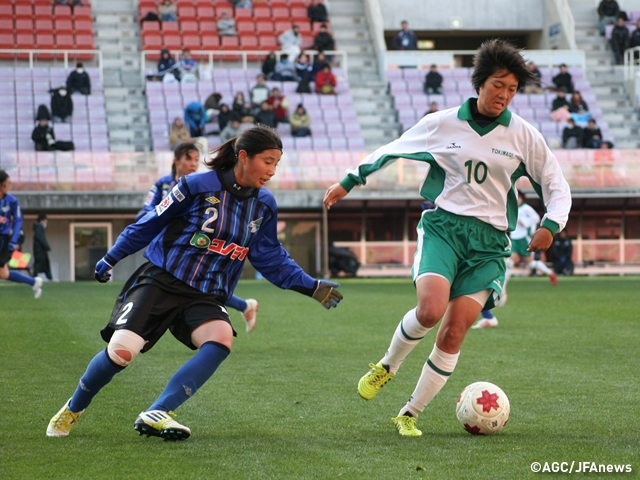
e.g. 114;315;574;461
206;125;282;171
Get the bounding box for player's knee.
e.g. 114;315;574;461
415;304;444;328
527;260;537;270
107;330;145;367
505;258;514;269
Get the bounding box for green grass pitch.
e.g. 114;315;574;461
1;277;638;479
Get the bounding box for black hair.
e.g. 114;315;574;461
76;62;83;68
172;142;200;177
0;169;8;185
205;125;282;171
470;39;536;94
38;213;47;222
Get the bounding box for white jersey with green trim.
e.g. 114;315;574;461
341;99;571;233
511;202;541;240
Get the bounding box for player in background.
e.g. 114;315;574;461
137;142;259;333
323;39;571;437
47;126;343;441
0;170;43;299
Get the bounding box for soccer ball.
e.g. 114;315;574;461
455;381;510;435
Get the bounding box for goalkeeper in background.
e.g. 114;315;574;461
46;126;343;441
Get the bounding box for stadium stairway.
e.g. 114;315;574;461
569;0;640;148
94;0;151;152
328;0;401;150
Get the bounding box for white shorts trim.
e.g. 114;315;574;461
465;289;491;307
415;272;449;284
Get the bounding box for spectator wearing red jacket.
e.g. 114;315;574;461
315;64;337;94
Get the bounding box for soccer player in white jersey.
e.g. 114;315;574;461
324;39;571;437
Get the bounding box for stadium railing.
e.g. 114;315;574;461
0;49;103;81
140;49;348;86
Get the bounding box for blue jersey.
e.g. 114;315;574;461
136;173;176;221
0;194;22;244
107;170;317;299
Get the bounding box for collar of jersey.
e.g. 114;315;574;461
458;98;512;136
219;168;257;198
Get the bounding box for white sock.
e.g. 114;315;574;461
504;258;513;286
400;345;460;418
528;260;552;275
381;308;431;374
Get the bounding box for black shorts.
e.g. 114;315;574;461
0;235;11;267
100;262;236;352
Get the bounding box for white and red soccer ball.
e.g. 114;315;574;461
456;381;510;435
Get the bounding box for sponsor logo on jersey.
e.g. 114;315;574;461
205;196;220;205
155;194;173;216
0;217;6;224
248;217;263;233
446;142;462;149
491;148;514;158
172;184;185;202
190;232;211;248
207;239;249;260
144;190;155;205
492;279;503;289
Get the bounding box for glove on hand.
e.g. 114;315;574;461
312;280;343;309
94;257;114;283
8;242;17;251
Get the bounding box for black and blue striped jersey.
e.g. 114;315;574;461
107;169;317;299
0;193;22;244
136;173;176;221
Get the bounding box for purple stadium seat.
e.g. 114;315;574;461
281;137;294;151
329;137;347;150
347;137;365;151
294;137;313;150
312;137;330;150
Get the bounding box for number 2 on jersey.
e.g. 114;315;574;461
464;160;488;184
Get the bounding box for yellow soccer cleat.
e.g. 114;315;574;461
357;362;395;400
392;415;422;437
46;399;84;437
134;410;191;441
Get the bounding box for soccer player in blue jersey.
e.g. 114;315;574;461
138;142;259;333
46;126;343;440
0;170;43;299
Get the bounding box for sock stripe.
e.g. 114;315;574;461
400;320;426;341
426;359;452;377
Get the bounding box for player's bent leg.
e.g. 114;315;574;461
107;329;146;367
47;399;84;437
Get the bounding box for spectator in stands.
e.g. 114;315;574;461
523;61;544;94
562;118;583;149
217;104;232;132
630;19;640;50
261;52;277;79
550;87;572;122
278;25;303;60
255;101;278;129
268;87;290;123
583;118;603;148
315;63;337;94
312;24;335;53
219;115;242;143
217;10;237;36
597;0;620;35
229;0;252;10
295;54;313;84
232;92;253;122
32;120;56;151
204;92;222;124
392;20;417;51
169;117;191;150
33;213;53;282
290;104;311;137
308;0;328;24
569;91;589;116
56;0;83;6
250;74;271;111
184;101;207;137
311;52;328;81
50;87;73;123
66;62;91;96
273;54;297;82
157;0;178;22
552;230;574;276
600;140;614;149
552;64;574;93
424;102;439;116
610;16;630;65
178;49;198;82
423;65;443;95
158;49;179;81
36;104;51;122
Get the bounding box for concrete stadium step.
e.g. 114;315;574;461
357;112;398;126
353;96;394;110
327;0;364;15
333;28;370;42
350;85;388;97
330;15;366;28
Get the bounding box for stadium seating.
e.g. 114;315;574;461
146;67;364;152
388;66;609;146
0;67;108;153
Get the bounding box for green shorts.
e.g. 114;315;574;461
511;237;532;257
412;208;511;310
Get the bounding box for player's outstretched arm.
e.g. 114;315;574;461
527;228;554;252
312;280;343;309
323;183;348;210
94;255;116;283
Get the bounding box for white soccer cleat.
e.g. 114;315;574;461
243;299;258;333
497;292;507;307
471;317;499;329
33;276;43;299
